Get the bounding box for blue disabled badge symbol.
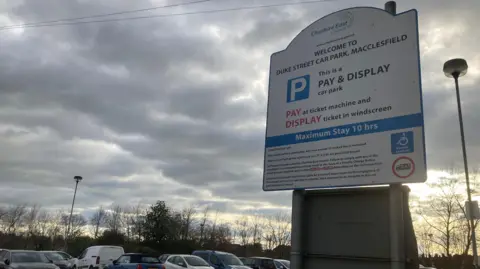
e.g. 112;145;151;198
391;131;414;154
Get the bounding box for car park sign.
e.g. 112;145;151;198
263;7;426;191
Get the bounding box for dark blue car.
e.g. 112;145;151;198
109;253;164;269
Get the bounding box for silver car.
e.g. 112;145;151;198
0;250;59;269
41;251;75;269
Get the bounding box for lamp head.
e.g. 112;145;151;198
74;176;83;182
443;58;468;78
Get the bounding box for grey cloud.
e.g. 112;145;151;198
0;0;479;217
239;10;305;49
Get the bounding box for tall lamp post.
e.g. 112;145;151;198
65;176;83;251
443;58;478;267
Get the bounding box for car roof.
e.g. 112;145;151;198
89;245;123;248
251;257;273;260
195;250;230;255
10;250;38;252
125;253;158;257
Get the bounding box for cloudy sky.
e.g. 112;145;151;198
0;0;478;218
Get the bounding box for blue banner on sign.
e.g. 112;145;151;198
265;113;423;148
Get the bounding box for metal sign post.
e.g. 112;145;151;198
390;184;405;269
290;190;304;269
385;3;407;269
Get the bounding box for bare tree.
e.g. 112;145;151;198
47;210;65;241
180;205;196;240
231;227;237;244
417;174;465;256
37;210;52;237
236;216;250;246
415;223;434;256
263;233;275;250
23;204;41;241
0;206;7;230
248;213;263;245
123;206;133;239
212;222;232;246
199;206;210;243
264;212;291;249
90;206;107;239
3;204;27;234
122;205;147;239
129;204;146;242
61;213;86;239
209;210;219;241
106;205;124;233
264;215;276;249
70;214;87;237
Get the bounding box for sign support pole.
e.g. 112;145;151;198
389;184;405;269
384;4;406;269
291;189;305;269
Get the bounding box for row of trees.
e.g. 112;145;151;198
1;169;476;269
88;202;291;249
0;201;291;258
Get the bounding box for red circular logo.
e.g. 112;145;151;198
392;156;415;178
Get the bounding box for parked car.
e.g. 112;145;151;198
242;257;275;269
41;251;74;269
0;249;60;269
273;260;289;269
164;255;213;269
192;251;249;269
77;245;125;269
159;255;171;264
47;251;77;269
108;253;164;269
46;251;75;262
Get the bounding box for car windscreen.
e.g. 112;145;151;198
44;252;65;261
279;260;290;268
260;259;275;269
218;254;242;266
184;256;209;266
159;255;170;263
12;252;50;263
274;261;284;268
131;256;160;263
57;252;72;260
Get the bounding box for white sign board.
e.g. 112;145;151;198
263;7;426;191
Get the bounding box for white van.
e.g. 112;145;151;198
77;245;124;269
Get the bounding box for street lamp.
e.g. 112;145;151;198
443;58;477;267
65;176;83;251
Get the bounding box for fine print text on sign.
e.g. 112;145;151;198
263;7;426;191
